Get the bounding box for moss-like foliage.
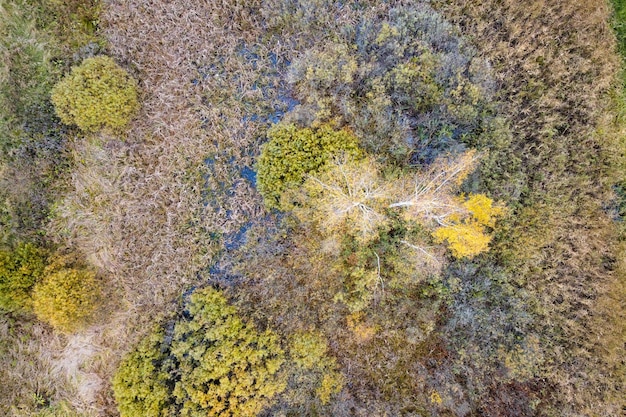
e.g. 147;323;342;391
0;242;46;313
112;327;174;417
256;123;361;210
51;56;138;132
113;287;286;417
32;256;100;332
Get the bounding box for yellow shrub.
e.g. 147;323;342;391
51;56;139;132
32;258;100;332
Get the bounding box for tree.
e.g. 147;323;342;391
294;150;503;258
388;149;480;225
294;156;389;243
50;56;139;132
256;123;361;210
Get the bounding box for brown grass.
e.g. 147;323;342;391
432;0;626;414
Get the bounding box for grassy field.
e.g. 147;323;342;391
0;0;624;416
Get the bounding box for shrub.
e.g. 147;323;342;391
113;287;286;417
0;242;46;313
32;256;100;332
112;327;173;417
256;123;361;210
50;56;138;132
288;331;344;405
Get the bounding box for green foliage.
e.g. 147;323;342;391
30;400;87;417
0;0;59;134
256;123;361;210
51;56;139;133
113;288;286;417
613;0;626;85
112;327;174;417
0;242;46;313
288;332;343;405
31;256;100;332
0;0;102;243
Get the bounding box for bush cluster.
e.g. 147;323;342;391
113;287;286;417
51;56;139;133
288;5;497;165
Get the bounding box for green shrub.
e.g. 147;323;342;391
288;331;344;405
0;242;46;313
111;327;173;417
256;123;361;210
113;287;286;417
50;56;138;132
32;256;100;332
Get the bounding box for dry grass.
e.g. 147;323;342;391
0;316;100;417
43;0;297;414
432;0;626;414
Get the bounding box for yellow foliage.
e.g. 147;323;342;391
432;221;492;259
346;311;377;343
32;257;100;332
432;193;505;259
430;390;443;405
51;56;139;132
462;193;506;228
316;372;345;405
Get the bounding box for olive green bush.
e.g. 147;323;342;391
113;287;286;417
256;123;361;210
0;242;46;313
111;327;173;417
51;56;138;132
31;256;100;332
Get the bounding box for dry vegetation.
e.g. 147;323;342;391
431;0;626;414
0;0;624;416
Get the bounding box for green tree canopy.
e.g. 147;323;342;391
256;123;361;210
51;55;139;132
113;287;287;417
